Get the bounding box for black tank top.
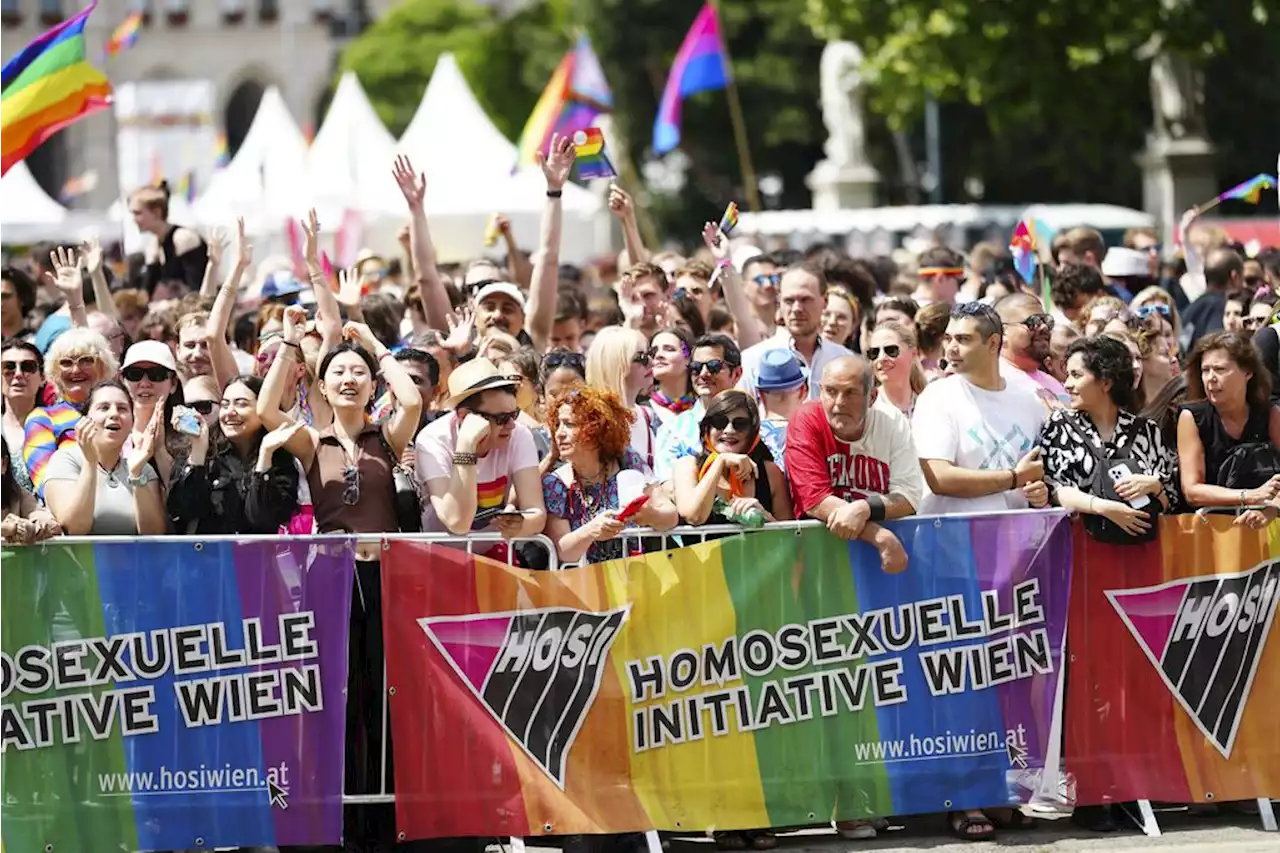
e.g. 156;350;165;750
148;225;209;291
1183;400;1270;486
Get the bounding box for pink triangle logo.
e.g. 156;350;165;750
1105;583;1186;661
423;615;514;694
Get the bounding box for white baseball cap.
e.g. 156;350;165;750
122;340;177;372
473;282;526;312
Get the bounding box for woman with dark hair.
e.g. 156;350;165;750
167;375;300;534
119;340;187;485
1141;374;1190;513
647;327;696;426
1;266;37;339
541;349;586;402
1;436;59;543
541;385;677;564
42;380;166;535
1177;331;1280;529
1039;336;1173;538
3;338;44;495
669;292;707;340
912;300;950;380
672;389;792;526
495;347;550;457
129;182;208;292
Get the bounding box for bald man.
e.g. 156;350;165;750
783;355;923;574
995;292;1068;409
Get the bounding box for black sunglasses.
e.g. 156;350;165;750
476;410;519;426
543;351;585;370
1;359;39;375
1008;313;1054;332
690;359;732;375
632;351;652;366
188;400;217;415
866;345;901;360
122;365;175;383
463;278;499;297
706;414;753;432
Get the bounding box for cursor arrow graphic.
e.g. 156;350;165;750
1006;738;1028;770
267;780;289;810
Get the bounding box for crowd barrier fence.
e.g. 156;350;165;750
2;514;1280;845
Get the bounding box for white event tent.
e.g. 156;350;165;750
1;162;70;243
191;86;309;235
306;71;403;223
395;53;604;263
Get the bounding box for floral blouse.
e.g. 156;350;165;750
1038;407;1176;502
542;449;650;565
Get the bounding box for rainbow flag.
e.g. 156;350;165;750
1067;516;1280;805
383;514;1072;839
573;127;616;179
720;200;739;235
653;2;730;156
105;10;143;56
0;539;354;851
0;1;113;176
176;169;196;203
515;34;612;170
213;130;229;168
58;167;98;201
1217;173;1276;205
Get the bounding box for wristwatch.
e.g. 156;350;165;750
127;472;149;488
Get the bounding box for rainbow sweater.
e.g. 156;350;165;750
24;401;80;499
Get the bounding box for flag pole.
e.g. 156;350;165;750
709;0;761;212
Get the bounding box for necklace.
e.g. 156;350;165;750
651;390;696;414
572;461;612;518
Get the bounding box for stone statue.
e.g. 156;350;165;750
1144;36;1206;140
819;41;869;168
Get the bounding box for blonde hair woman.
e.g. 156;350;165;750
24;328;118;497
585;326;657;469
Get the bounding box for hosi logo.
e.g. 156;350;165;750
419;605;629;788
1106;559;1279;758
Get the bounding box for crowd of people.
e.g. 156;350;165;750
3;137;1279;850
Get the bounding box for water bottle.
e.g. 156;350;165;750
713;496;766;528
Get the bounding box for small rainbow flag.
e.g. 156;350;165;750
1217;173;1276;205
573;127;616;180
213;131;229;168
105;10;143;56
653;2;730;156
0;1;113;176
1009;219;1036;286
720;201;739;235
515;35;612;171
176;169;196;203
58;168;98;201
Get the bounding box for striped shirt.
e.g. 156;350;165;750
23;401;80;499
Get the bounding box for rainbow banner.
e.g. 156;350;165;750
0;539;354;851
383;513;1072;839
1066;516;1280;805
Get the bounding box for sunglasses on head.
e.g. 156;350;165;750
1;359;39;375
476;409;519;426
866;345;900;360
690;359;730;376
188;400;217;414
122;365;174;383
706;413;752;432
1135;303;1171;320
953;301;999;320
463;278;499;297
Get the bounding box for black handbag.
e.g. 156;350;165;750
378;431;422;533
1060;413;1161;545
1217;442;1280;491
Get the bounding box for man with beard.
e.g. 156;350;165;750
474;282;534;348
738;261;851;400
995;292;1068;411
653;333;742;480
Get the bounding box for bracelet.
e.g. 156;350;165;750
1089;496;1096;513
378;350;395;361
546;189;563;198
1240;489;1247;506
282;340;301;350
452;451;478;466
716;258;733;269
1010;469;1019;489
866;494;887;522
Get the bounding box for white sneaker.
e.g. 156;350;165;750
835;821;877;840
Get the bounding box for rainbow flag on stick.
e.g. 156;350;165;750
0;1;113;176
515;35;612;170
653;2;730;155
383;514;1072;838
573;127;616;179
1196;173;1277;213
105;10;143;56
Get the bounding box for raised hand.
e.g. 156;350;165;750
443;306;475;353
392;155;426;210
127;406;164;480
336;267;362;308
282;304;307;345
537;133;576;191
396;223;412;250
301;209;321;265
701;221;730;262
233;216;253;270
76;417;101;467
608;184;633;220
204;227;226;268
342;321;381;353
260;420;304;459
46;246;83;297
81;235;104;276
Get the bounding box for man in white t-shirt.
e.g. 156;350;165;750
415;358;546;537
912;302;1050;516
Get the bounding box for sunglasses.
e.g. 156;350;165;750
122;365;175;383
58;355;98;372
953;301;1000;320
866;345;900;360
463;278;499;298
1135;304;1171;320
188;400;217;415
1;359;39;375
706;414;753;432
342;465;360;506
1009;313;1054;332
476;410;519;426
543;351;585;371
1243;316;1267;330
632;351;652;367
752;273;782;289
1245;275;1263;288
690;359;732;376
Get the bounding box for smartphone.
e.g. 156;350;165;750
1108;463;1150;509
615;494;649;523
172;406;202;437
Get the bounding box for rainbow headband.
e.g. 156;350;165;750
917;266;965;277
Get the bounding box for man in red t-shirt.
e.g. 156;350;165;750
784;356;923;573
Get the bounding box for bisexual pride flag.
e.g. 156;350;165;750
1;539;354;851
383;513;1071;840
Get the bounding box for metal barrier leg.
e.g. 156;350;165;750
1258;798;1277;831
1126;800;1161;837
645;830;663;853
509;836;528;853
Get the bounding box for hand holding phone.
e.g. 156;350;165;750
615;494;649;523
1109;463;1150;509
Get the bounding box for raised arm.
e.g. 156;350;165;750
198;227;225;300
256;306;319;468
82;237;118;321
609;184;648;264
527;134;575;352
300;209;345;362
392;155;453;333
344;322;422;456
207;218;253;388
702;221;762;350
496;216;533;288
47;247;89;328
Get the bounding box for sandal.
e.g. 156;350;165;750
988;808;1035;830
743;831;777;850
835;819;877;840
713;832;748;851
948;811;996;841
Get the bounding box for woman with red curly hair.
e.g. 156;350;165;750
542;385;677;563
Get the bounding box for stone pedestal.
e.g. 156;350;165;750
1135;135;1217;246
806;160;880;211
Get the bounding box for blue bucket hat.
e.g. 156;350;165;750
755;348;808;392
